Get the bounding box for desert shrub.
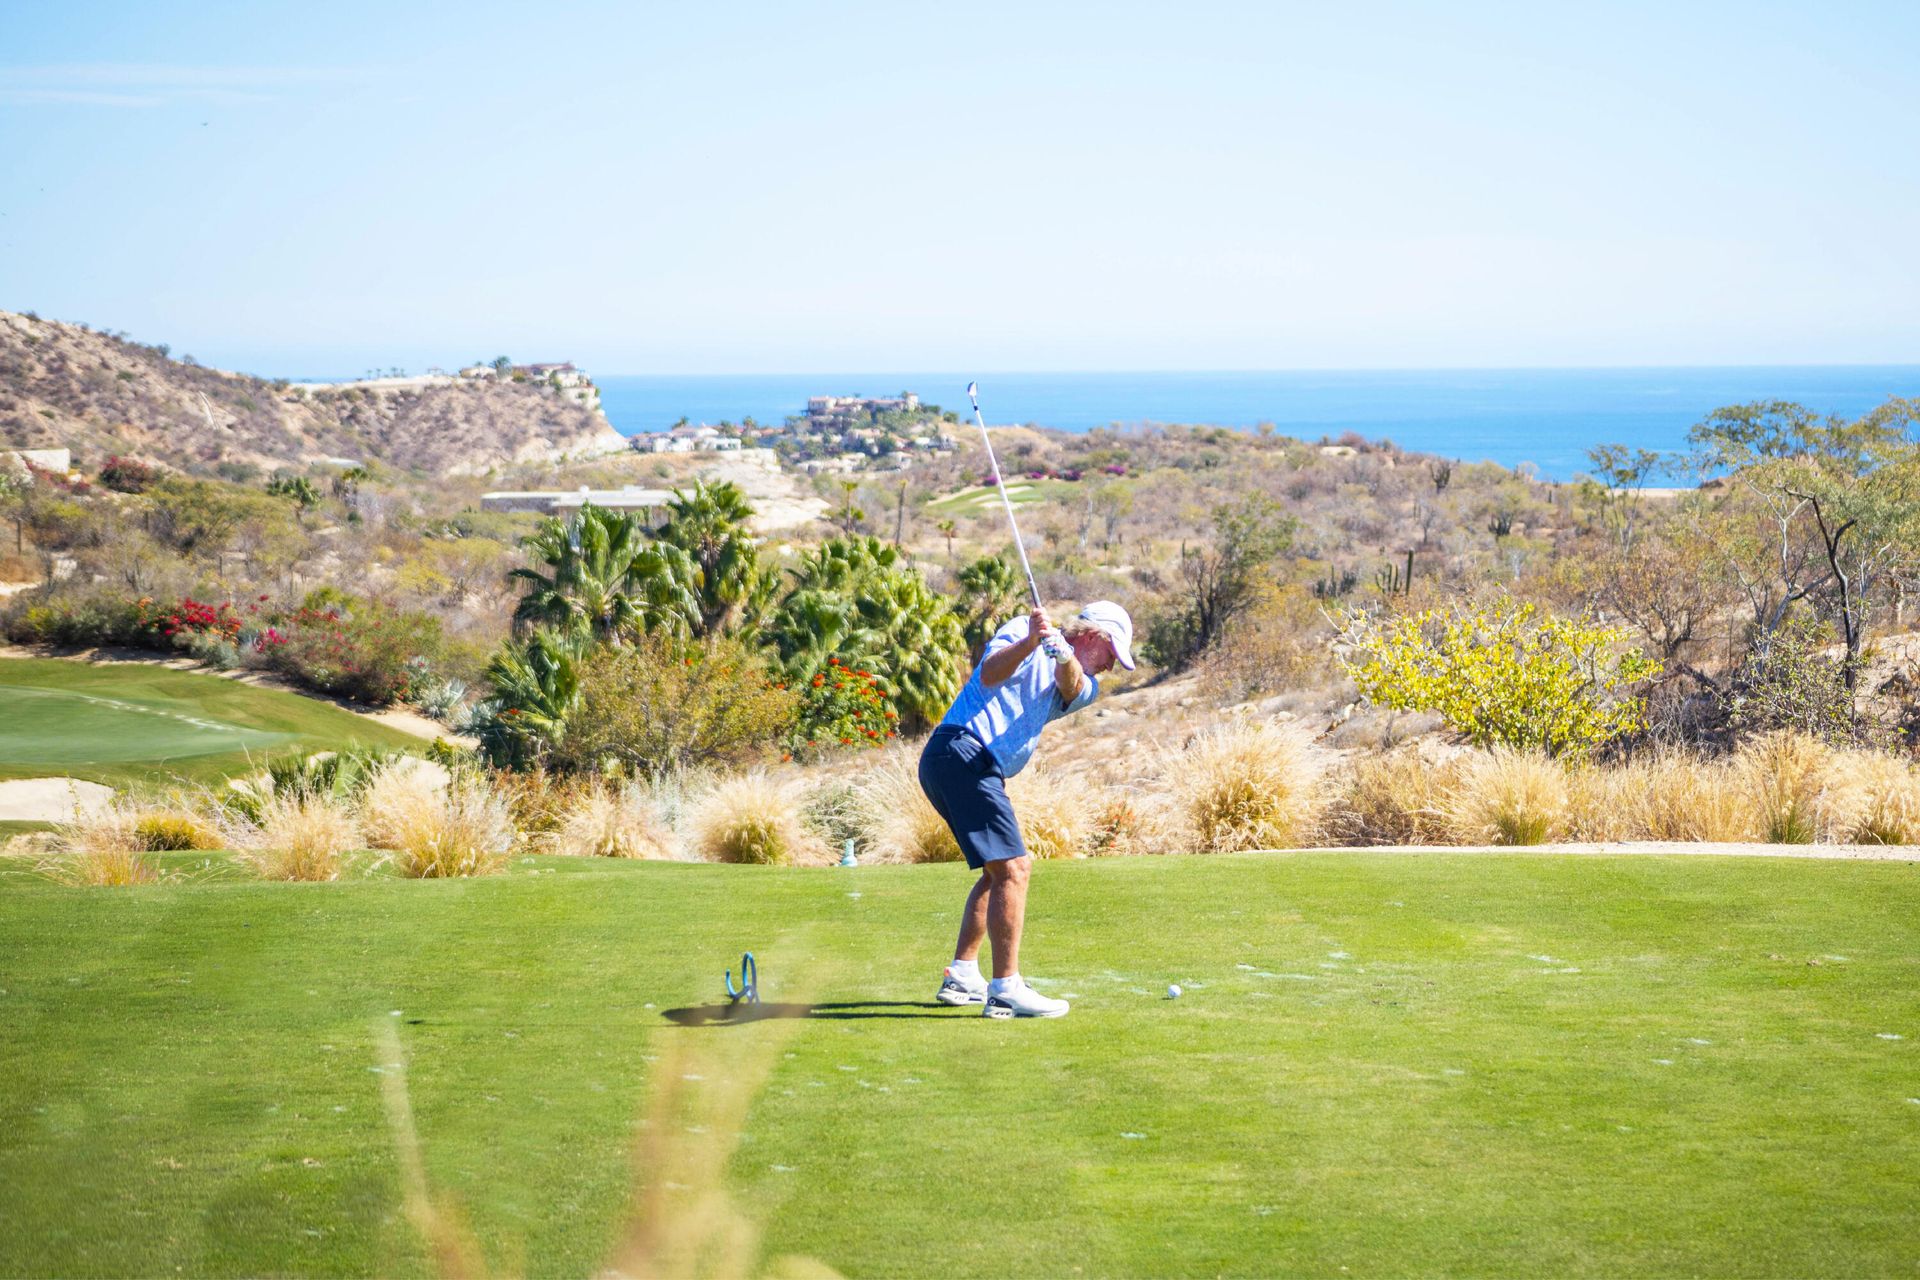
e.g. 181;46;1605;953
1086;790;1156;856
223;746;395;822
1339;599;1660;757
1732;731;1834;844
237;793;360;881
550;782;675;859
1827;749;1920;845
258;597;443;705
1167;720;1325;853
492;767;589;839
45;806;163;885
1335;747;1464;845
799;776;864;854
687;773;821;866
1005;766;1095;859
1199;584;1336;701
97;455;158;493
852;751;961;864
551;635;795;778
1725;614;1862;745
382;777;515;878
786;657;897;758
1442;749;1568;846
5;591;156;648
134;810;220;851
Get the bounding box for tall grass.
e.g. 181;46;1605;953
1732;731;1834;844
1826;749;1920;845
1443;749;1567;846
688;773;823;866
550;782;676;860
1005;766;1095;859
1166;721;1325;853
43;805;163;886
851;751;961;864
1335;748;1463;845
381;778;515;878
1637;751;1756;842
237;793;361;881
133;809;221;852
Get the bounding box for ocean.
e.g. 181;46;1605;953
594;366;1920;481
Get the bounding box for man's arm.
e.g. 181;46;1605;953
1053;639;1084;705
980;608;1053;689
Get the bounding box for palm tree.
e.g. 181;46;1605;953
654;480;772;635
508;503;656;643
761;535;965;732
937;518;958;560
477;628;585;768
956;554;1024;662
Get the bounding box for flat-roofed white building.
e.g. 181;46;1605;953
479;485;676;522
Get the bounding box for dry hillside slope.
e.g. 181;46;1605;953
0;309;625;476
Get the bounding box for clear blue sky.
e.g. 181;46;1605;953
2;1;1915;376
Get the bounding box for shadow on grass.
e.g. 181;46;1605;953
662;1000;958;1026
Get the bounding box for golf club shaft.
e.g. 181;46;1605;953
967;382;1044;610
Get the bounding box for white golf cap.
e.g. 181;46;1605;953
1078;600;1136;670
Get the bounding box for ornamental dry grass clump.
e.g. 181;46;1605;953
45;805;164;886
237;793;361;882
1637;751;1757;842
851;750;961;864
550;783;676;860
1442;749;1568;846
384;779;516;878
1732;731;1835;844
1167;721;1326;853
1825;749;1920;845
1335;747;1464;845
133;809;221;852
1561;758;1656;842
1005;766;1095;859
687;772;823;866
357;759;447;853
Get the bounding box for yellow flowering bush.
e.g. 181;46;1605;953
1337;600;1660;757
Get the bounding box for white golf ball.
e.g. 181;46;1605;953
1167;984;1183;998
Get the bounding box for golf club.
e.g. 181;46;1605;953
967;381;1070;659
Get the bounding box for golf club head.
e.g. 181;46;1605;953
966;380;980;411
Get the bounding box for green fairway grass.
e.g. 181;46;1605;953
0;658;424;788
2;851;1917;1277
927;478;1077;516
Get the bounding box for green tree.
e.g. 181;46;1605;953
265;475;321;510
762;536;965;732
476;628;585;769
1148;495;1295;669
955;554;1024;662
1337;599;1661;757
936;518;958;559
652;480;774;635
509;503;660;642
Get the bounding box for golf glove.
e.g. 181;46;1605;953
1041;633;1072;662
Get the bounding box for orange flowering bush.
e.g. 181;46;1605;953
786;656;898;759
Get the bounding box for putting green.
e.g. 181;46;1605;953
0;658;422;787
0;685;292;764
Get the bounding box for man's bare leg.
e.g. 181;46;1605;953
984;856;1031;980
953;872;989;962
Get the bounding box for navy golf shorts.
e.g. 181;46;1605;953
918;725;1029;870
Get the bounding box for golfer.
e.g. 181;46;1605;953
921;600;1135;1018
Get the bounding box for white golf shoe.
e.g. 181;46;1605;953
982;978;1070;1019
935;965;988;1006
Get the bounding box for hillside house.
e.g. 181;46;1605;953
635;424;742;454
479;485;674;523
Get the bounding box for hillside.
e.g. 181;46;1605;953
0;310;626;476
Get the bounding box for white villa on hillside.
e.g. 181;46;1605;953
636;424;742;453
479;485;675;522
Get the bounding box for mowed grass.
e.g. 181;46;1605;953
0;658;423;787
926;477;1079;515
2;851;1918;1277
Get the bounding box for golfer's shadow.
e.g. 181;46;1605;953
662;1001;956;1025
